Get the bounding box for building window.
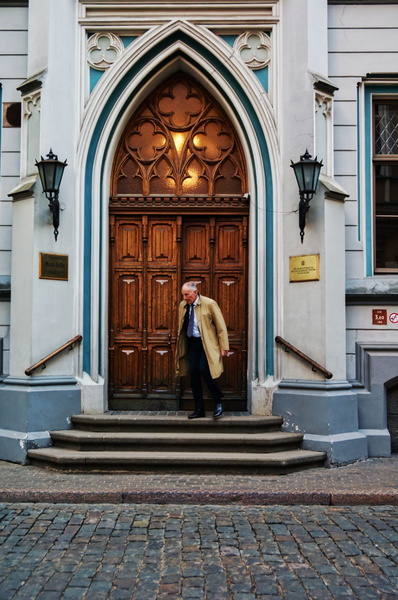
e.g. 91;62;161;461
373;99;398;273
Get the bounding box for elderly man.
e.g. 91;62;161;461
175;282;229;419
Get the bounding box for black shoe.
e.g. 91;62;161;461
188;409;206;419
213;404;223;419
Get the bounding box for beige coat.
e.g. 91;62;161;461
175;294;229;380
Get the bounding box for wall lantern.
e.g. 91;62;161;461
35;149;67;241
290;149;323;243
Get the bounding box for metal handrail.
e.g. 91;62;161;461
25;335;82;376
275;336;333;379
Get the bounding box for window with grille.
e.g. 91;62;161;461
373;99;398;273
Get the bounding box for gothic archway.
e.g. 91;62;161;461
108;73;249;410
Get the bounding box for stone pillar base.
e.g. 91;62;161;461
273;380;368;466
359;429;391;457
0;376;81;464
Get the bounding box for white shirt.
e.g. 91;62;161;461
189;300;201;337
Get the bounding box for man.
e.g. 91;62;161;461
175;282;229;419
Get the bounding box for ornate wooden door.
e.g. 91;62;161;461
108;74;249;410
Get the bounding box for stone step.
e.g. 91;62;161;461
49;429;305;453
27;447;326;474
71;413;284;433
27;413;327;473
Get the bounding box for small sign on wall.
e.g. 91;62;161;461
372;309;387;325
289;254;320;283
39;253;69;281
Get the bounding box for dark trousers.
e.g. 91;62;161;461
188;337;222;411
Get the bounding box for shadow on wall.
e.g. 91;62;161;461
387;381;398;453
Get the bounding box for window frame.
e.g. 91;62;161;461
372;95;398;274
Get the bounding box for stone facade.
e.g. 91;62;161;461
0;0;397;464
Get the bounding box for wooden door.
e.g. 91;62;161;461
108;73;249;410
179;217;248;409
108;214;247;410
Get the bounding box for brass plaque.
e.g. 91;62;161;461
290;254;320;283
39;253;68;281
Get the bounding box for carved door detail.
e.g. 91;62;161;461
109;73;248;410
111;75;246;198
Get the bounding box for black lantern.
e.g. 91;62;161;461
290;149;323;243
35;149;67;241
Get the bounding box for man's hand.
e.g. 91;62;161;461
221;350;229;357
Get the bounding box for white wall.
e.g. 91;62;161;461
0;6;28;373
328;3;398;380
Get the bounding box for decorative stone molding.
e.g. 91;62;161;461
234;31;271;70
17;69;47;96
315;92;332;120
23;91;41;120
8;174;39;201
311;70;338;97
315;91;334;176
87;32;125;70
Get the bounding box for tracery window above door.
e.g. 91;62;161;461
111;74;247;197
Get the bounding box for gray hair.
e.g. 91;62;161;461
181;281;198;291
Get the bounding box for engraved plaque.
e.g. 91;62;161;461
39;253;68;281
289;254;320;283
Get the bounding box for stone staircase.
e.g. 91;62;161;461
27;413;326;473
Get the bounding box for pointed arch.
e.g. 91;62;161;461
111;73;247;197
77;23;276;403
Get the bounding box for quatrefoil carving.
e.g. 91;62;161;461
87;32;124;70
234;31;271;70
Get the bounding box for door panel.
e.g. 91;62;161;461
182;222;210;267
116;274;141;333
110;344;142;395
216;276;243;334
148;221;177;266
115;220;142;263
148;274;175;333
216;222;243;267
149;345;174;394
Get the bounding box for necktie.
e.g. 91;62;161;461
183;304;190;333
187;304;195;337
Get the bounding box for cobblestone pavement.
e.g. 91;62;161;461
0;503;397;600
1;457;397;505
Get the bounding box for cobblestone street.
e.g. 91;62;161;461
0;503;397;600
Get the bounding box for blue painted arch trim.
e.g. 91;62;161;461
83;32;274;379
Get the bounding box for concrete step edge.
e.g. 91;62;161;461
71;414;284;427
50;430;304;444
27;448;326;466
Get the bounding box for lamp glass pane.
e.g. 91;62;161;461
302;161;317;193
44;162;57;191
37;161;47;190
293;163;305;191
53;163;66;190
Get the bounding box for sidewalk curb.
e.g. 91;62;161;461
1;489;397;505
